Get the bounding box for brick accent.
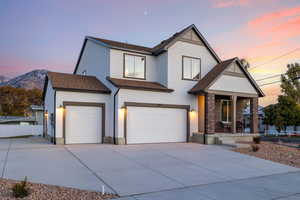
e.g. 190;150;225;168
236;99;246;122
205;93;215;134
250;97;258;133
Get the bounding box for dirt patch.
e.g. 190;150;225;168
233;141;300;168
0;178;118;200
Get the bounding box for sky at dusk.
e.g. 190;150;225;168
1;0;300;106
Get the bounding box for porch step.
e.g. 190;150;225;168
218;137;236;145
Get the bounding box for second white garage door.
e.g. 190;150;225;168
126;106;187;144
65;105;102;144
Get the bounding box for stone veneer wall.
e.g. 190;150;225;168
205;93;215;134
250;97;258;133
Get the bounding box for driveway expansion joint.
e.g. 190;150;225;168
1;139;12;178
117;171;300;199
64;146;118;194
272;192;300;200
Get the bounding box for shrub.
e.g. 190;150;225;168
251;144;260;152
253;137;261;144
12;176;29;198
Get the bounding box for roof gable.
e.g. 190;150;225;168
87;24;221;59
189;58;264;97
74;24;221;74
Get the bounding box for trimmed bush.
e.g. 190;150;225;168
251;144;260;152
253;137;261;144
12;176;29;198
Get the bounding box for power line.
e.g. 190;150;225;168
255;74;282;82
249;48;300;71
259;80;281;87
255;69;300;82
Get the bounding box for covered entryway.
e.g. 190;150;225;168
125;102;190;144
64;102;105;144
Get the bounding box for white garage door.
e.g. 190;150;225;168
65;105;102;144
126;106;187;144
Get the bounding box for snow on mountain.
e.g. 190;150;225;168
0;69;48;90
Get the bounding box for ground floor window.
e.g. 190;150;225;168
221;100;232;123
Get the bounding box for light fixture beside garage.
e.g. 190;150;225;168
189;109;196;118
44;111;48;118
120;106;126;113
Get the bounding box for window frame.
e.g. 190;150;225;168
182;56;201;81
123;53;146;80
220;99;232;123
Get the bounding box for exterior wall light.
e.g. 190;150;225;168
189;109;197;118
45;111;48;118
121;106;126;112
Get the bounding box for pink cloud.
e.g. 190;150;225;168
248;6;300;27
212;0;250;8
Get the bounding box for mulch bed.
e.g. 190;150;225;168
233;141;300;168
0;178;118;200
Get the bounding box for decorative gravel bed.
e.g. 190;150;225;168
0;178;118;200
233;141;300;168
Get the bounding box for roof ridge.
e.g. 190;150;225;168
48;71;97;79
88;36;153;50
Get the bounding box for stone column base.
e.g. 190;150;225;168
115;137;126;145
55;137;64;145
103;136;114;144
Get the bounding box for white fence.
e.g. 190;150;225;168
245;125;300;135
0;125;43;138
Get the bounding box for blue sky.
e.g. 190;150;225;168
1;0;300;105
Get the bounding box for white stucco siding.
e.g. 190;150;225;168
110;49;159;82
168;41;218;85
116;89;198;140
44;81;55;137
75;40;117;93
76;40;110;79
166;41;218;107
55;91;112;139
209;75;258;94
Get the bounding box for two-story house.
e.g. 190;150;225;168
43;24;264;145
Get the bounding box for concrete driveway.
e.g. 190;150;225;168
0;137;299;199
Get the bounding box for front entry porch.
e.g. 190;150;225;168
198;93;259;135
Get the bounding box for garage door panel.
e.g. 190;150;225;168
65;105;102;144
127;107;187;144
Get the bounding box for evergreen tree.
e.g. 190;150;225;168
264;63;300;133
281;63;300;103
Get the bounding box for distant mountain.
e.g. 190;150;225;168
0;75;9;83
0;69;48;90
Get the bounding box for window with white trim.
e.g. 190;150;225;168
183;56;201;80
221;100;232;123
124;54;146;79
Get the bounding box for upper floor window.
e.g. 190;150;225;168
182;56;201;80
124;54;146;79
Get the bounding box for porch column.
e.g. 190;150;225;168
250;97;259;133
231;95;237;134
205;93;215;134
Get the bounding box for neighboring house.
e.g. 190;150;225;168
0;105;43;125
243;105;265;133
244;105;300;135
26;105;44;125
0;116;36;125
43;24;264;145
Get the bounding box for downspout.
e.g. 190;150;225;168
54;91;56;145
113;88;120;144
